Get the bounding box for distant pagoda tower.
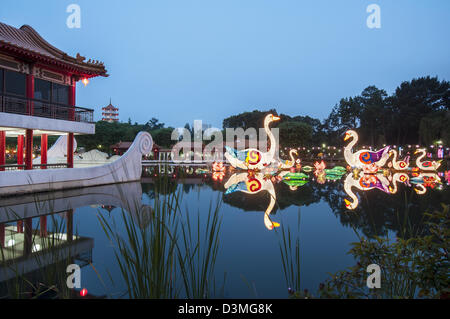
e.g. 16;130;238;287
102;99;119;122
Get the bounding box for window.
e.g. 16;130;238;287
34;78;51;101
52;83;69;104
4;69;26;96
34;79;69;104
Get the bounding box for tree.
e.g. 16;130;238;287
152;127;175;147
278;121;313;147
324;97;362;145
145;117;165;131
390;76;450;145
358;86;388;146
222;109;277;130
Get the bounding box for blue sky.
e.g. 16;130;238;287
1;0;449;128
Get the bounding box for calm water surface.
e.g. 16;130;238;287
0;169;448;298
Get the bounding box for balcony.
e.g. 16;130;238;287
0;93;94;123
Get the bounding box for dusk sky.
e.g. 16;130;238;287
2;0;449;129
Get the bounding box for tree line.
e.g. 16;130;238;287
76;117;175;152
223;76;449;148
72;75;448;153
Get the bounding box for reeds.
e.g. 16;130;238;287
97;175;224;299
176;191;222;298
278;209;301;295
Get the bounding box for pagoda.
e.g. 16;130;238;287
102;99;119;122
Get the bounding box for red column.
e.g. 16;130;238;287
68;78;76;167
67;133;74;168
0;131;5;172
17;220;23;233
26;73;34;115
69;80;76;121
40;216;47;238
25;129;33;170
41;134;48;169
17;134;24;170
0;223;5;247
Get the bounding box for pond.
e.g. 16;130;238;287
0;165;448;298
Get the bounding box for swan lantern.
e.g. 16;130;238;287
389;149;410;170
343;130;390;169
414;148;442;171
225;114;280;170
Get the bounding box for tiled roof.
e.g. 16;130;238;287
102;103;118;111
110;141;132;149
0;21;108;77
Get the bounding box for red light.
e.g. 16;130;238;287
81;78;89;86
80;288;88;297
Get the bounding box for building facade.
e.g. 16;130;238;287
0;21;107;171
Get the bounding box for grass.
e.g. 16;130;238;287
176;191;223;298
97;175;224;299
98;177;181;298
278;209;302;295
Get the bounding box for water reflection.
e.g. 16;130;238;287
343;170;443;210
0;182;151;298
343;172;391;210
0;164;448;298
224;173;279;230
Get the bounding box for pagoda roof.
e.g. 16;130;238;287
102;103;118;111
0;22;108;78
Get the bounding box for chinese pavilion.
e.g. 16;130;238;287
102;99;119;122
0;21;107;171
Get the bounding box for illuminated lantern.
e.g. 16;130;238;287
81;77;89;86
343;130;390;169
314;160;326;170
389;150;410;170
212;161;225;172
224;114;280;170
80;288;88;297
212;171;225;181
414;149;442;171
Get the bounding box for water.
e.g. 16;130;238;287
0;168;448;298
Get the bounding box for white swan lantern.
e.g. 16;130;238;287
389;149;410;170
225;114;280;170
414;148;442;171
343;130;390;169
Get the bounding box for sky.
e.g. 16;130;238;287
1;0;450;129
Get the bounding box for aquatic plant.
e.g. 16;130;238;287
278;211;302;295
98;176;224;299
98;177;181;298
291;204;449;299
176;191;223;298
